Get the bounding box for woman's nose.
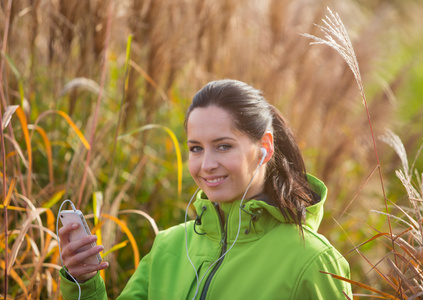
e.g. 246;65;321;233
201;151;218;171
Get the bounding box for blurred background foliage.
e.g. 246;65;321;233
1;0;422;298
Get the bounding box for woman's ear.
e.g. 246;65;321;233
260;132;274;164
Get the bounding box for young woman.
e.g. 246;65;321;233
59;79;352;299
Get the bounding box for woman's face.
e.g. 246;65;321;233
187;106;265;203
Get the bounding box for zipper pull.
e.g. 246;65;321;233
220;230;226;245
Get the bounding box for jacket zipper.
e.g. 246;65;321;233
199;206;228;300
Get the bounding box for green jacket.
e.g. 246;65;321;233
60;175;352;299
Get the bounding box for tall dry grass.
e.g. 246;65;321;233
303;7;423;298
1;0;423;298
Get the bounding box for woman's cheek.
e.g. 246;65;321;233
188;157;199;178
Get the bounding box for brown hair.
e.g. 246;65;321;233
185;79;319;229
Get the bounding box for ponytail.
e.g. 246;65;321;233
264;106;320;230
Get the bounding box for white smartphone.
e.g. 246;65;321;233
59;209;102;265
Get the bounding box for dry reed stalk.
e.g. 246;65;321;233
124;0;145;129
1;1;13;296
302;6;403;297
268;0;290;47
92;0;108;60
77;2;113;208
139;0;162;125
0;0;12;109
1;103;9;300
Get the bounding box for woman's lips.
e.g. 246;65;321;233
202;176;226;187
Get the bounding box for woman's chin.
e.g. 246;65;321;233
205;193;236;203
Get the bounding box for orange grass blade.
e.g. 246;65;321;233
86;213;140;268
56;111;90;150
91;220;105;234
15;106;32;196
5;151;16;159
0;204;26;211
344;232;391;256
102;214;139;268
119;124;183;197
3;177;16;206
34;110;90;150
28;124;54;183
0;235;9;252
353;294;396;299
320;271;402;300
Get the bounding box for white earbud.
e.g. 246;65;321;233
259;147;267;166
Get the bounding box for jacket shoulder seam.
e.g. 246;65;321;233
290;247;339;299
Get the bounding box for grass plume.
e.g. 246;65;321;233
302;7;364;102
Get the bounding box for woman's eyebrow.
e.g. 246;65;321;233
212;137;236;143
186;140;199;144
187;137;236;144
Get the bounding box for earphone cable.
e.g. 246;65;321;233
185;160;263;300
184;187;201;299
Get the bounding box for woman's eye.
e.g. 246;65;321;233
189;146;202;153
217;144;231;151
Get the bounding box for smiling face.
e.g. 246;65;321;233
187;106;266;203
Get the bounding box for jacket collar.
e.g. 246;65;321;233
192;174;327;242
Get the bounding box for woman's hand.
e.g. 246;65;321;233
59;223;109;283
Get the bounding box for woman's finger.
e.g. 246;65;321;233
67;244;104;267
66;261;109;282
58;223;80;247
63;234;98;257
